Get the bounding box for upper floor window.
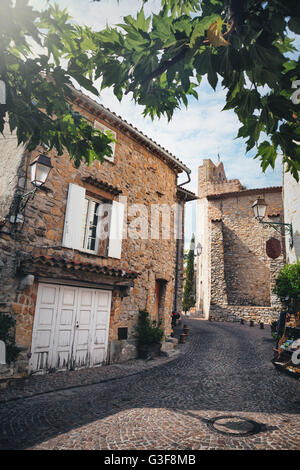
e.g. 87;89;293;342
81;197;100;252
62;183;124;259
94;120;117;163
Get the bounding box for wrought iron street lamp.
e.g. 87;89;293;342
11;154;53;225
184;242;202;260
251;196;293;248
30;154;53;187
196;242;203;256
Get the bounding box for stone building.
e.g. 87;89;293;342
283;165;300;264
196;159;284;324
0;87;195;376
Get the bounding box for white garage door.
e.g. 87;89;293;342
30;283;112;373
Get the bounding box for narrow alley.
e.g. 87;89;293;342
0;319;299;450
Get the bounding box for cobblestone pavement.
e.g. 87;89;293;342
0;319;299;450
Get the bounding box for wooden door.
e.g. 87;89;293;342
30;284;112;373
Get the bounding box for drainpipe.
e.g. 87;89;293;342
174;167;192;312
177;168;191;188
173;188;188;313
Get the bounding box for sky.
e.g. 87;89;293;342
30;0;295;246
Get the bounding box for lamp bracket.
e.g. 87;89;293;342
260;221;294;248
18;188;38;213
11;188;38;224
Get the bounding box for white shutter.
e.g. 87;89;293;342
108;201;125;259
94;120;116;161
62;183;86;249
0;80;6;105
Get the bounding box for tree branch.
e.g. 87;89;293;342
125;45;189;95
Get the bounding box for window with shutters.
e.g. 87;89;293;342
62;183;124;260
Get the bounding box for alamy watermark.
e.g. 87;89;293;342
291;341;300;365
96;196;185;241
291;80;300;105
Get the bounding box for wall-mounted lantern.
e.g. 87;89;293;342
195;242;203;256
251;197;267;221
30;154;53;187
251;196;293;248
11;154;53;225
184;242;202;261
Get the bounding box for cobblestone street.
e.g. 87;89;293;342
0;319;299;450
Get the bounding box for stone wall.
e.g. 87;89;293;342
209;305;280;324
0;96;185;374
0;122;26;220
283;165;300;263
197;159;284;324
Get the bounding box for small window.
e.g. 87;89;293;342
94;120;116;162
118;327;128;340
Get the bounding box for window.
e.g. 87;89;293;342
80;196;111;255
118;327;128;340
94;120;117;162
62;184;125;259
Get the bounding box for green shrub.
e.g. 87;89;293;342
136;310;164;346
0;314;20;363
182;234;196;312
273;262;300;312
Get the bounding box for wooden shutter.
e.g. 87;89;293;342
108;201;125;259
62;183;86;249
94;120;116;161
0;80;6;105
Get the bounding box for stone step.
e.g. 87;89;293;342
160;337;179;357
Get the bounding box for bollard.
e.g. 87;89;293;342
241;319;244;325
250;320;254;327
179;334;186;344
183;326;190;336
260;322;264;329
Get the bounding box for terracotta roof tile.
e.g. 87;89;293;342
177;186;198;201
207;186;282;200
22;255;139;279
81;176;122;195
70;86;190;174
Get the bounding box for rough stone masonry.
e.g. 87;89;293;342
0;88;194;376
196;159;284;324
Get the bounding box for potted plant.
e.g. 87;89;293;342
273;262;300;322
136;310;164;359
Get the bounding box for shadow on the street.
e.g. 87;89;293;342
0;318;299;450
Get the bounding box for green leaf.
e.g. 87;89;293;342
255;141;277;171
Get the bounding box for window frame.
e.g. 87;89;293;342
80;195;111;256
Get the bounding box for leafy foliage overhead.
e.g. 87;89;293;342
1;0;300;178
0;0;114;167
93;0;300;179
